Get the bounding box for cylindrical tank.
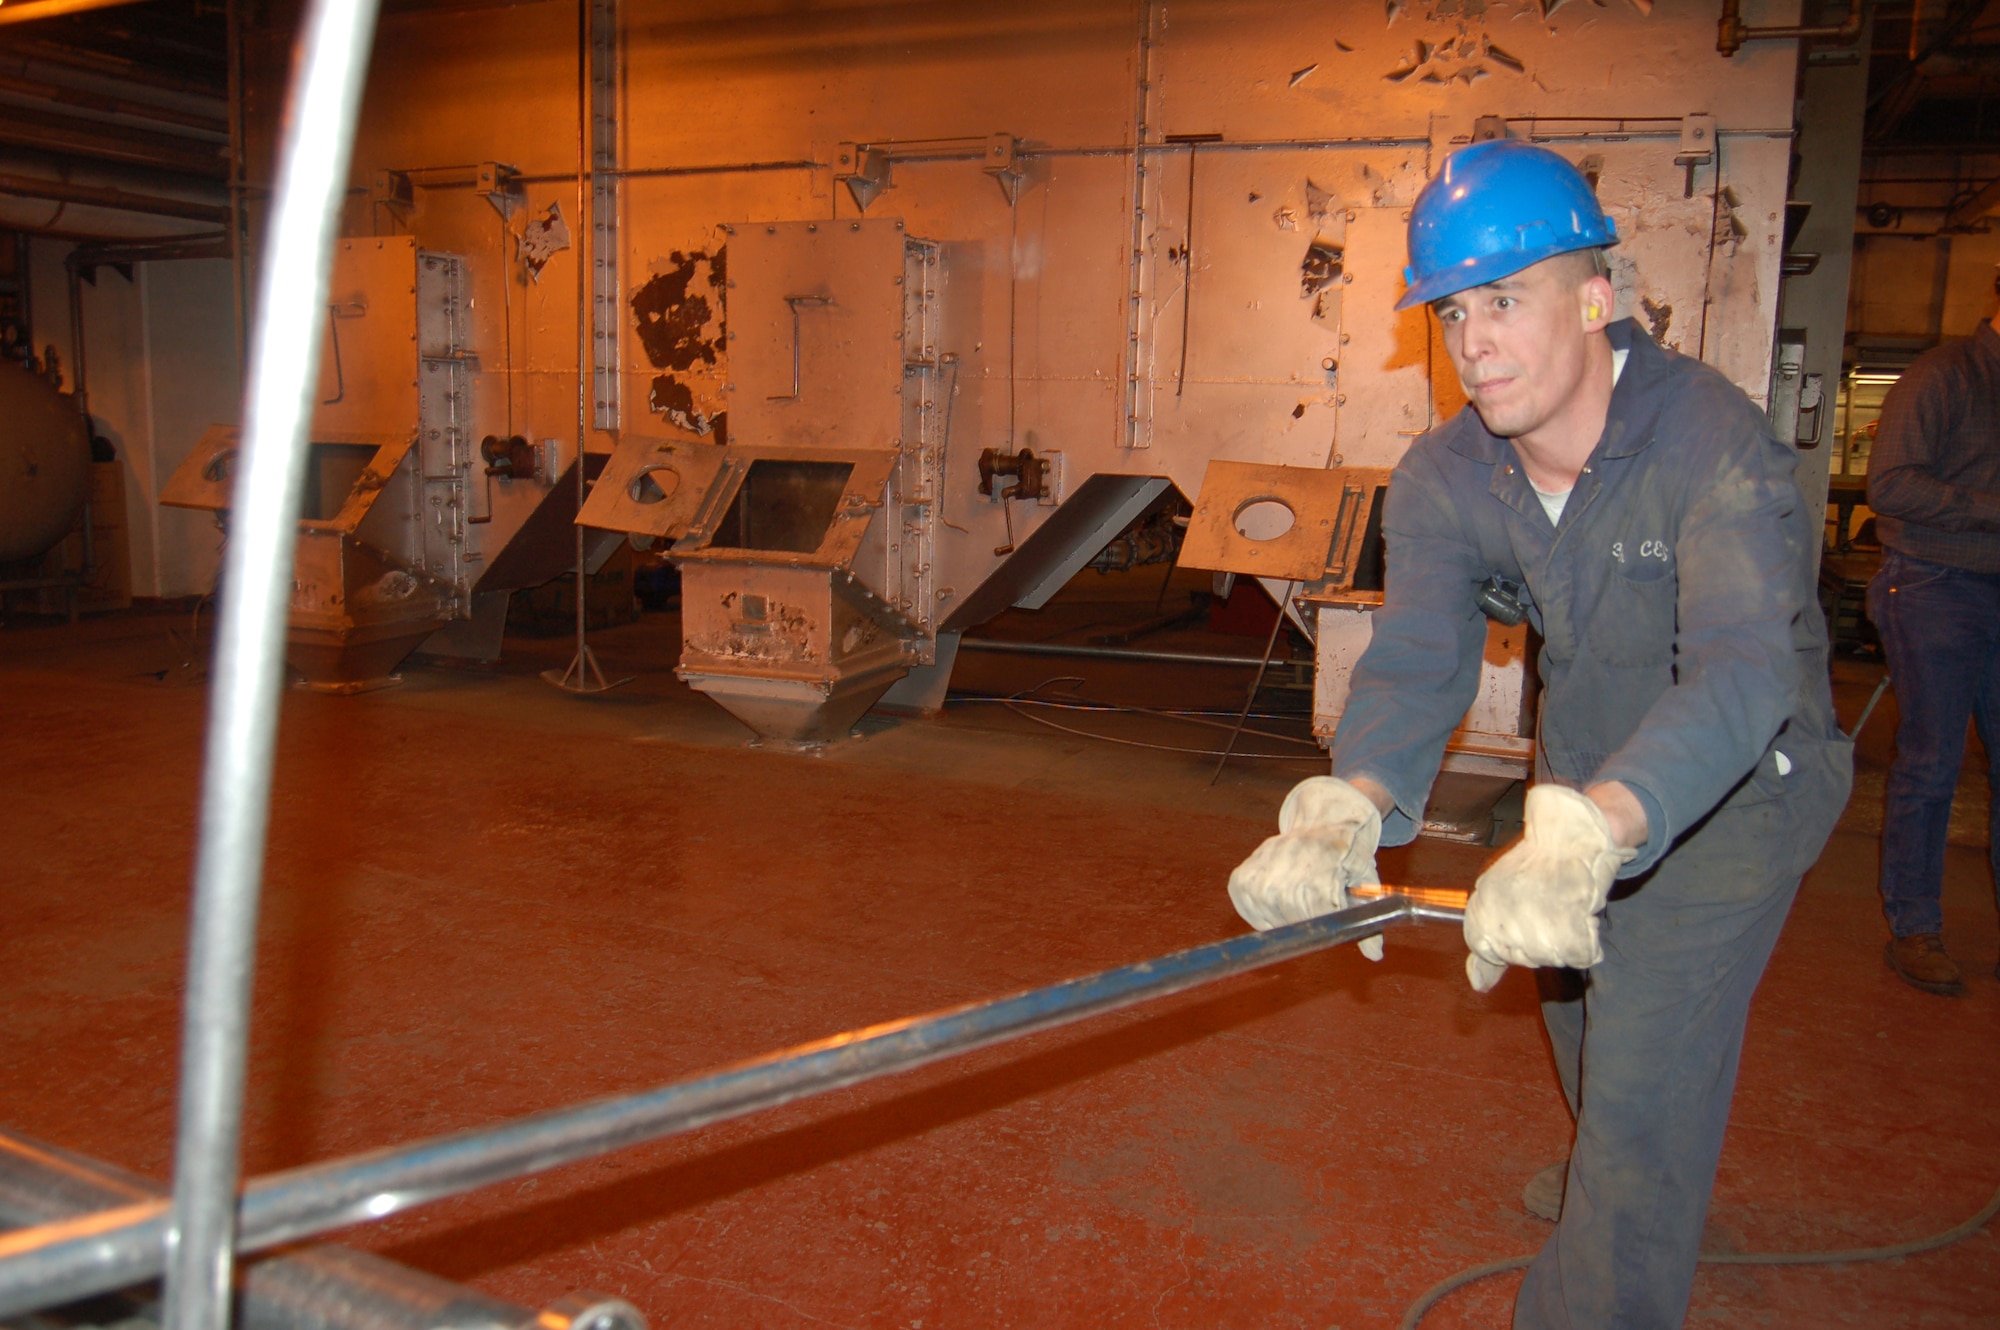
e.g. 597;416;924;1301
0;360;90;563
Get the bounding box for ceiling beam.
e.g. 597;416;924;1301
1944;173;2000;227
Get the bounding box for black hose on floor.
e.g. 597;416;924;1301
1399;1180;2000;1328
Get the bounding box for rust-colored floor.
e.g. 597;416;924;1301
3;591;1997;1328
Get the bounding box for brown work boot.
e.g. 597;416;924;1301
1885;934;1964;996
1521;1160;1566;1222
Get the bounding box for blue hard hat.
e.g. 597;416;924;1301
1396;138;1618;311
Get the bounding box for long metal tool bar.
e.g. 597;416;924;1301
0;891;1463;1319
162;0;384;1325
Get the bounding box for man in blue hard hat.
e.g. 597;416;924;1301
1228;138;1852;1327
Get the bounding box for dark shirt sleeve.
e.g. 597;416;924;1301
1329;445;1491;847
1592;411;1806;873
1868;360;2000;532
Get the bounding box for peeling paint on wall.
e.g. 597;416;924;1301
1305;179;1335;226
1640;295;1673;343
1713;187;1749;248
516;202;570;281
1300;241;1344;300
632;246;728;436
1383;32;1513;82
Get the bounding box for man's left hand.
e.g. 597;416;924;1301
1463;783;1640;991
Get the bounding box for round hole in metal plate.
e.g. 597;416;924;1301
630;465;679;504
202;449;238;484
1233;497;1295;541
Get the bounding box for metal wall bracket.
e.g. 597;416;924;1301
474;161;522;218
983;132;1023;205
835;142;892;211
1675;114;1715;198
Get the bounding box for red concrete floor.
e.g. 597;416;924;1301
2;596;1997;1329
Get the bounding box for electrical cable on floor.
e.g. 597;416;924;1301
1847;671;1892;740
1399;1179;2000;1329
968;677;1328;761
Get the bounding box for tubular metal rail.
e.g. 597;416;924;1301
0;1132;642;1330
0;888;1461;1321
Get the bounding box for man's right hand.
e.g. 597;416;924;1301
1228;776;1385;954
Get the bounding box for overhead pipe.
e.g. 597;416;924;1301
0;174;229;224
1717;0;1861;57
0;69;230;136
0;106;228;180
3;38;228;101
0;212;223;243
68;236;233;266
0;892;1458;1318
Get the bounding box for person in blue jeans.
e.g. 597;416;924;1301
1227;140;1851;1327
1866;296;2000;996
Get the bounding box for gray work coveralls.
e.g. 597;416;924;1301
1331;319;1852;1328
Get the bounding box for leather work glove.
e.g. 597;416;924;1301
1463;783;1637;992
1228;775;1387;961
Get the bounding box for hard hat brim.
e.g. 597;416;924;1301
1394;236;1615;312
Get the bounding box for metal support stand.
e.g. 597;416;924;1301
544;0;626;696
1210;579;1297;784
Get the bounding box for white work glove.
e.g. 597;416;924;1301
1228;775;1387;961
1463;784;1637;992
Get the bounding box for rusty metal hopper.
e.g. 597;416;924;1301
667;445;917;745
164;426;457;692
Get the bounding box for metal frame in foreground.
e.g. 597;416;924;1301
0;0;1464;1319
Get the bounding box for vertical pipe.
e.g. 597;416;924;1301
572;0;591;679
161;0;383;1324
65;260;87;417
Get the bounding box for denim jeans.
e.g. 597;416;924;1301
1866;548;2000;938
